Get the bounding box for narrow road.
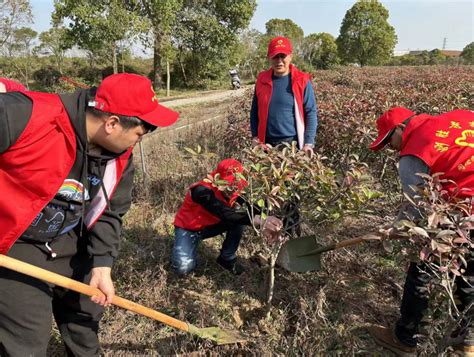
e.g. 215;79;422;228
147;86;252;136
161;87;250;109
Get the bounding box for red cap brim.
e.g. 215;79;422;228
368;129;393;151
268;49;292;59
139;103;179;127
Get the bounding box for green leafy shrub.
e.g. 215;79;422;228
32;66;62;89
76;66;103;86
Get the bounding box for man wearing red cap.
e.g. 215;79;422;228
367;107;474;355
172;159;282;275
0;73;179;356
250;36;318;154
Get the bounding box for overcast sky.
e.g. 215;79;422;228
31;0;473;51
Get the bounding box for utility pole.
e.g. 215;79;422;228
442;37;447;50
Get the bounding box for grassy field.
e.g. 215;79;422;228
47;65;473;356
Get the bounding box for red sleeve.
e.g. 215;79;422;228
0;78;26;92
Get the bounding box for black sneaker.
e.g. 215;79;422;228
216;256;245;275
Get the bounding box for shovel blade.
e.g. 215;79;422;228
188;324;248;345
277;236;323;273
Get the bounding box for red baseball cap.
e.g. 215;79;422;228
213;158;248;191
369;107;416;151
0;78;26;92
267;36;292;58
89;73;179;128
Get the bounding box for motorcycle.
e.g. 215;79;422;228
229;69;241;90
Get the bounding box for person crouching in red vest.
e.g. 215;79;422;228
0;73;179;356
173;159;282;275
366;107;474;356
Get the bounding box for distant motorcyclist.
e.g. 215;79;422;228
229;69;241;90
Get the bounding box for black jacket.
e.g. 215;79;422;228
0;90;134;267
191;185;252;226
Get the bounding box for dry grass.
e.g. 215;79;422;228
93;208;404;355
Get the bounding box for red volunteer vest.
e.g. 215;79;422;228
255;64;311;149
0;91;132;254
400;109;474;197
174;181;235;231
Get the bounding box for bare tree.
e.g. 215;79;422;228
0;0;33;51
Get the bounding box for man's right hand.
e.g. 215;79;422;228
258;216;283;244
263;216;283;232
89;267;115;307
253;215;282;232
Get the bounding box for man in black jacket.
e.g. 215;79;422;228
0;73;178;356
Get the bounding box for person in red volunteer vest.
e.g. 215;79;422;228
172;159;282;275
366;107;474;355
250;36;318;154
0;77;26;92
0;73;179;356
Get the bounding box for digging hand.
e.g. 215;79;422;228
262;216;283;245
263;216;283;232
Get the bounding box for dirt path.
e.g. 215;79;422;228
146;86;252;137
161;87;250;109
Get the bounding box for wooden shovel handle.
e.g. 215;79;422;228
296;233;378;257
334;233;382;250
0;254;189;332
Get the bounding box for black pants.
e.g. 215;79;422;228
0;240;104;357
395;261;474;347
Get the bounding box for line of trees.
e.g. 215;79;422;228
1;0;472;92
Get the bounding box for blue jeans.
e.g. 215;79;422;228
171;223;245;275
